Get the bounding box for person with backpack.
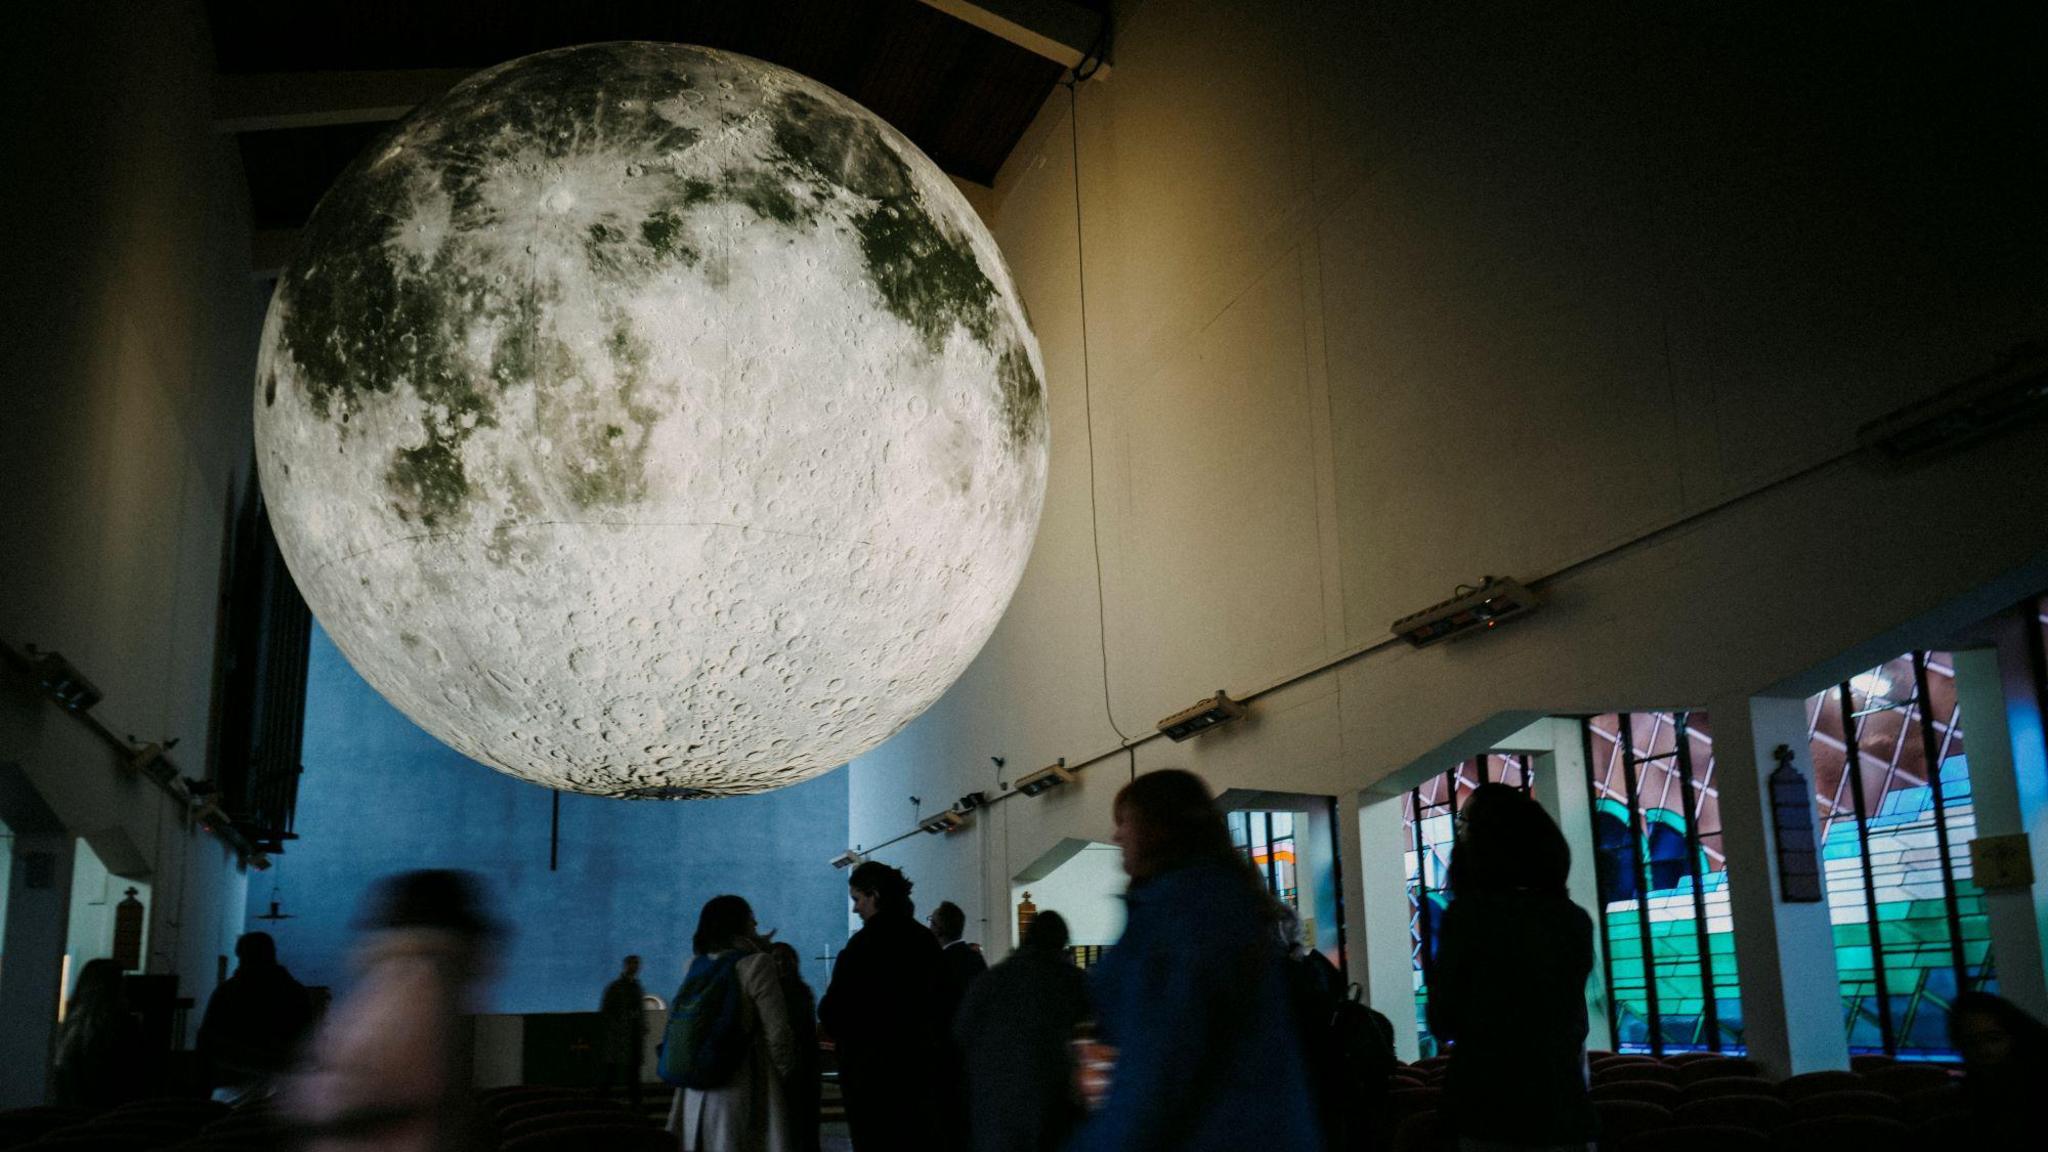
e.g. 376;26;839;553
663;895;797;1152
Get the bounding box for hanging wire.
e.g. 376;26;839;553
1060;58;1129;746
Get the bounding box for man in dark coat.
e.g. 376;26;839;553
953;911;1089;1152
929;900;989;1013
597;954;647;1107
929;899;987;1142
818;861;946;1152
196;931;313;1103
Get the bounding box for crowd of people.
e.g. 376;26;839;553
41;769;2048;1152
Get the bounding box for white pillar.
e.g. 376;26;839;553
0;831;75;1106
1354;789;1421;1060
1953;638;2048;1019
1710;694;1848;1076
1524;717;1616;1054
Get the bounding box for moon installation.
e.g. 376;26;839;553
254;43;1048;798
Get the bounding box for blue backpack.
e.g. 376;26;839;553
658;952;747;1088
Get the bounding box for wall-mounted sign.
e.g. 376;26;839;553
1971;833;2036;890
1769;746;1823;903
112;887;146;970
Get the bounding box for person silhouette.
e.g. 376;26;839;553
598;954;648;1107
197;931;313;1104
52;958;145;1110
819;862;945;1151
1429;784;1596;1150
954;910;1090;1152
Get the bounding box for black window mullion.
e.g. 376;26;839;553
1671;712;1723;1053
1910;652;1972;997
1583;720;1622;1049
1838;681;1898;1056
1617;712;1664;1057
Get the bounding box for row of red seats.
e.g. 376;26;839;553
0;1097;276;1152
1384;1051;1964;1152
477;1086;675;1152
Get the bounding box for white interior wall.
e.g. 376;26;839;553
1012;843;1128;947
0;2;263;1098
847;0;2048;973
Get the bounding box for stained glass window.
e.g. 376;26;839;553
1228;810;1299;908
1806;651;1990;1060
1584;651;1994;1061
1584;712;1743;1054
1402;754;1535;1056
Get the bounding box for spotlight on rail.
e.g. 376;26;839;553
1014;759;1075;798
1859;343;2048;463
1157;690;1245;742
918;809;968;835
26;645;102;712
828;849;865;870
1390;576;1538;648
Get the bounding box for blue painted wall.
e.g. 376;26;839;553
255;625;850;1011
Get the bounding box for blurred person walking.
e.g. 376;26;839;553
598;954;649;1108
1429;783;1596;1151
665;895;797;1152
289;869;501;1152
1068;769;1320;1152
818;861;945;1151
197;930;314;1104
51;958;145;1110
770;942;822;1152
952;910;1089;1152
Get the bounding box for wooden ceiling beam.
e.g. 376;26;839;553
213;69;477;134
916;0;1110;78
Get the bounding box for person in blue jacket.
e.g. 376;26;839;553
1067;768;1321;1152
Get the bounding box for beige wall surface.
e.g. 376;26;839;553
0;0;263;1068
846;0;2048;957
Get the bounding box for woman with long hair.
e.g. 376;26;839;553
818;862;945;1151
1429;783;1596;1150
670;895;797;1152
768;942;821;1152
1068;769;1319;1152
52;957;144;1109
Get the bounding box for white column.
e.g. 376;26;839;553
1953;638;2048;1019
1710;694;1848;1076
0;831;75;1106
1354;789;1421;1060
1524;717;1616;1053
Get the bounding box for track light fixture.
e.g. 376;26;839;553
1014;759;1075;798
1157;690;1245;742
26;645;102;712
1389;576;1537;648
918;809;967;835
829;849;865;869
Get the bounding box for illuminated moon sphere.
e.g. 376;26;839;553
254;44;1047;797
